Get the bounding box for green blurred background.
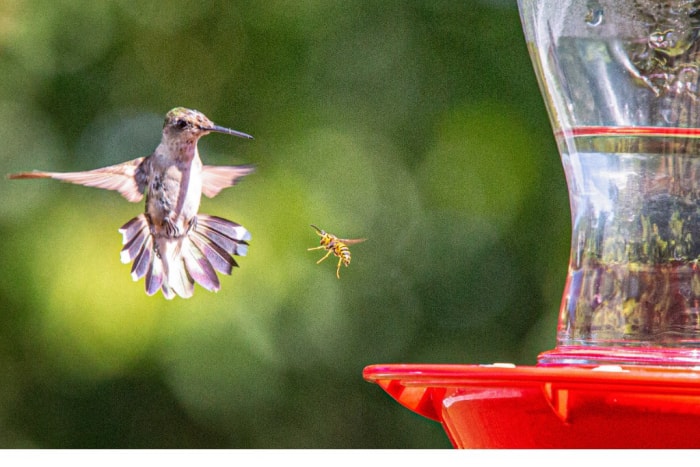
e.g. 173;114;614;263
0;0;570;448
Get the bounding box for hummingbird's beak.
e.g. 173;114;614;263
206;124;254;140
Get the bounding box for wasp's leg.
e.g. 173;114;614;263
336;257;344;279
316;249;333;265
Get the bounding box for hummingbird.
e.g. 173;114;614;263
8;107;255;299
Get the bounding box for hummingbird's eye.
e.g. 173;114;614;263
175;119;189;130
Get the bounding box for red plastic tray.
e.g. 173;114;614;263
364;363;700;448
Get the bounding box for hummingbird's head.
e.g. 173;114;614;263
163;107;253;141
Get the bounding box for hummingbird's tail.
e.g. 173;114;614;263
118;214;250;299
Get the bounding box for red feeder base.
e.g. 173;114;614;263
363;363;700;448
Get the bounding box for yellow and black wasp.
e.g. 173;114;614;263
308;225;366;279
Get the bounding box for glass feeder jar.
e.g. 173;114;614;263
519;0;700;366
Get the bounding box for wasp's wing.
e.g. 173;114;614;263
200;165;255;198
339;238;367;245
8;157;149;203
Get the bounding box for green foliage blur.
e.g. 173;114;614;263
0;0;570;448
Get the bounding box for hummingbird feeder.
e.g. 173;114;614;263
364;0;700;448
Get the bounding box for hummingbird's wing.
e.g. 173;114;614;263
8;157;148;203
200;164;255;198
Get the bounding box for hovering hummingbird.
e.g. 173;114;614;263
8;107;254;299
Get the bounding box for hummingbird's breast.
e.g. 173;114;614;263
145;153;203;238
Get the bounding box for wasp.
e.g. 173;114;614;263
308;225;366;278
